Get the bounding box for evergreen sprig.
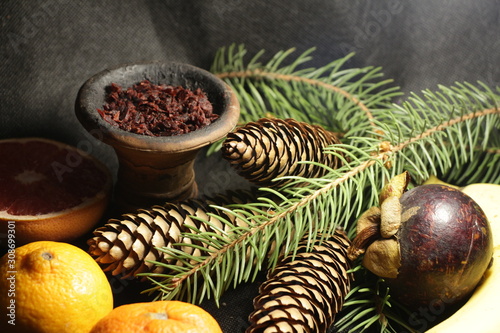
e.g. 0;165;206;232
206;44;402;155
140;44;500;332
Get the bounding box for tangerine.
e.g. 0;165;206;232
0;241;114;333
90;300;222;333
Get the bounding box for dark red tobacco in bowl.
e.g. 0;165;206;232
386;184;493;310
97;80;218;137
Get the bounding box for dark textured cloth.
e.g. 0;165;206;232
1;1;499;332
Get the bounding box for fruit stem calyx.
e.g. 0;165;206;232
348;224;381;261
348;172;411;266
42;252;54;261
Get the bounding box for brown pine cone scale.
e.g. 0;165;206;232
247;230;352;333
222;118;342;188
87;191;255;278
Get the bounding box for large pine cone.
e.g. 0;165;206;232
87;191;253;278
222;118;343;188
247;230;352;333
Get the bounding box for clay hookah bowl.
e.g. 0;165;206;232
75;62;240;211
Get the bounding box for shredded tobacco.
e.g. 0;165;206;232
98;80;218;136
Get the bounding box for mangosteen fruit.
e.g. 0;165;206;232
348;172;493;311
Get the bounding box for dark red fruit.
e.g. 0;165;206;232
387;184;493;310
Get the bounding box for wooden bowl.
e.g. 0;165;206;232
75;62;240;211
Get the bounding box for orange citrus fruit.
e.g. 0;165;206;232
0;137;112;245
90;300;222;333
0;241;114;333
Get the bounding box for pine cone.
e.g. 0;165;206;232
87;191;254;278
247;230;352;333
222;118;343;188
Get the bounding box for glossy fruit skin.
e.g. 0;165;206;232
0;241;113;333
89;300;222;333
386;184;493;310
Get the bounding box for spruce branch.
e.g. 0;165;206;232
89;45;500;332
142;95;498;307
210;43;401;140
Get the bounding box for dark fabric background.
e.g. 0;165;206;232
1;1;499;332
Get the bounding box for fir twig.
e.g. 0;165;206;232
210;44;401;140
135;45;500;332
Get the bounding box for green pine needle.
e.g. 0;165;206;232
139;44;500;332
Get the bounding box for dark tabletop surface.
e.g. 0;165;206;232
1;1;499;332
